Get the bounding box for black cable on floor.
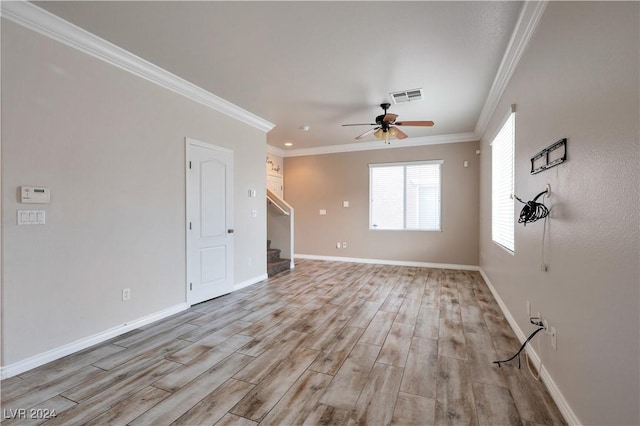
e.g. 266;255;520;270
494;326;546;369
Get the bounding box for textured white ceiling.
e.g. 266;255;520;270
36;1;523;151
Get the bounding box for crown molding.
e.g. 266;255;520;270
280;132;479;158
266;144;286;158
2;0;546;145
474;1;548;138
1;1;275;133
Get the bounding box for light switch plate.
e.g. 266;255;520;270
17;210;45;225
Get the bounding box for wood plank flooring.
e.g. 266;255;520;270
0;260;567;425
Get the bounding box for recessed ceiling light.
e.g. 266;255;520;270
284;142;293;147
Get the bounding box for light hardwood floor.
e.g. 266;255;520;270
1;260;566;425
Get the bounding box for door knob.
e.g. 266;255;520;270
227;229;235;234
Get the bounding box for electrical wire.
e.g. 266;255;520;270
493;326;546;369
540;191;548;271
513;190;549;226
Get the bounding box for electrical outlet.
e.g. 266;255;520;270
122;288;131;301
342;242;347;249
336;242;341;249
530;311;544;328
550;326;557;350
542;319;550;332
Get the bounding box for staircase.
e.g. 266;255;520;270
267;240;291;277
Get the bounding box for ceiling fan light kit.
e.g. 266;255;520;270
342;102;434;144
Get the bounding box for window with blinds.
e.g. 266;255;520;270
369;160;442;231
491;110;515;252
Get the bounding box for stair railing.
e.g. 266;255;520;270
267;193;289;216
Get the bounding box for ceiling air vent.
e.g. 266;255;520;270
390;88;423;104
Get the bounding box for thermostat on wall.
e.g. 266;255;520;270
21;186;50;204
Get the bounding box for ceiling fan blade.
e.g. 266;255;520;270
355;127;379;140
383;113;398;123
342;123;377;127
395;120;434;127
392;127;408;139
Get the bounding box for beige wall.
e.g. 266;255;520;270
1;21;267;366
479;2;639;424
266;152;284;178
285;142;479;266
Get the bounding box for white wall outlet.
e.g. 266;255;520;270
122;288;131;301
550;326;557;350
320;209;327;215
343;201;349;207
251;209;257;218
336;242;341;249
342;242;347;249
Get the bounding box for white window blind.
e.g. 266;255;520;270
370;160;442;231
491;110;515;252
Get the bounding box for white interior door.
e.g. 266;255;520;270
186;139;234;305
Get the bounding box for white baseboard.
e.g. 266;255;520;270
1;273;270;379
0;303;189;380
295;253;479;271
479;269;581;426
233;273;268;291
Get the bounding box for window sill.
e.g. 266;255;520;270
492;240;515;256
369;228;442;232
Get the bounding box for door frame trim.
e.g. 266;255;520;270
185;137;234;305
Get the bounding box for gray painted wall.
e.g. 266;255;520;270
2;21;267;365
285;142;480;266
479;3;639;424
3;3;639;424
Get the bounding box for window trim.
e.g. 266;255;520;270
368;159;443;232
491;105;516;253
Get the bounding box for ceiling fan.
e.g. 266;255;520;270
342;102;434;143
